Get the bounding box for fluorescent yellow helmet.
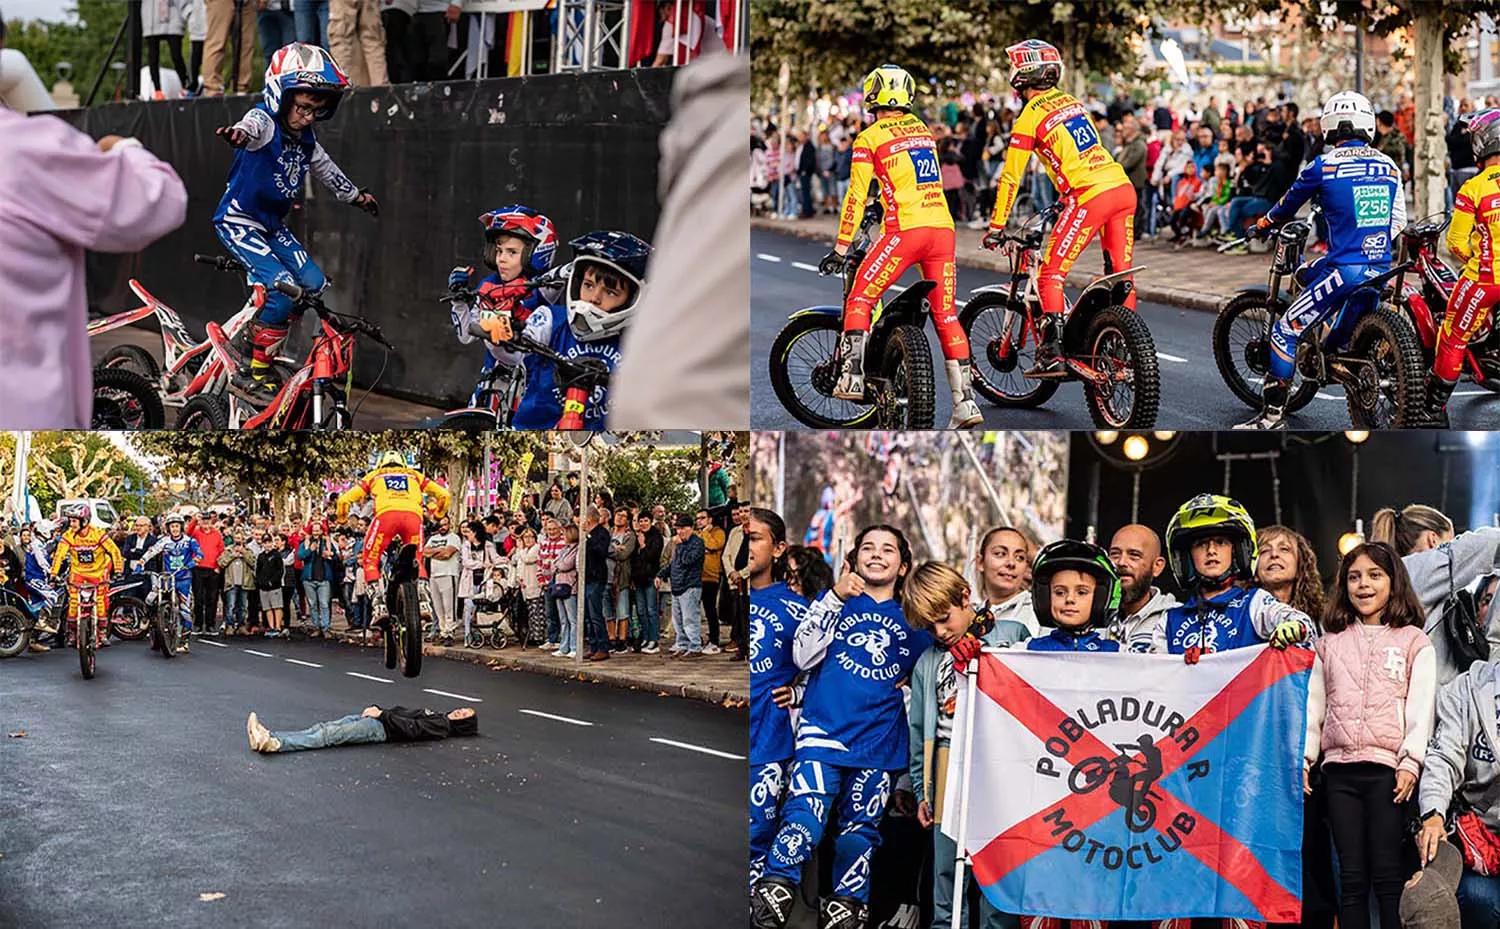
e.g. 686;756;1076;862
378;451;407;469
862;64;915;112
1165;493;1258;587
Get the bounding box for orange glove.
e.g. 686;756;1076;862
949;634;984;674
1184;645;1201;665
478;315;514;343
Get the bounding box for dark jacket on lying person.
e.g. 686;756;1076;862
375;706;480;742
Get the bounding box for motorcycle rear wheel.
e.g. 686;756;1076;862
875;324;936;429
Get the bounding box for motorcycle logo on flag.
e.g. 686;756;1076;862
942;646;1314;922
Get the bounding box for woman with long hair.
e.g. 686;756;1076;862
1256;525;1326;625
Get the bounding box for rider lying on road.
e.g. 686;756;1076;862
246;706;478;753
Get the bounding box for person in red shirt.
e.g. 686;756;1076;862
188;512;226;635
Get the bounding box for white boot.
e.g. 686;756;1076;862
945;358;983;429
832;330;868;401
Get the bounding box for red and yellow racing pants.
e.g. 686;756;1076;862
1435;276;1500;381
66;582;110;647
360;510;426;584
1040;183;1138;318
843;225;968;361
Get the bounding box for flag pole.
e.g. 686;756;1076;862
951;652;982;929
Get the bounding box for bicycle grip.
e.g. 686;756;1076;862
274;281;305;300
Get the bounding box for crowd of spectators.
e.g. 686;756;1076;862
753;85;1493;255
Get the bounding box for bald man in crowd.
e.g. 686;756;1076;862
1106;524;1180;652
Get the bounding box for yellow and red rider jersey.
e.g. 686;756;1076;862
337;466;451;521
50;526;124;584
989;88;1130;230
1448;166;1500;284
835;112;955;251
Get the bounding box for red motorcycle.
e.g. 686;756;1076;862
1390;213;1500;395
184;281;393;430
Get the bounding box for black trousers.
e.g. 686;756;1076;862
700;580;720;645
191;567;222;632
147;34;190;93
380;9;411;83
720;579;747;651
408;11;450;83
1324;762;1409;929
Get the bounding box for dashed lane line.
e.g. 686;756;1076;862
1156;352;1189;363
347;672;393;683
648;738;746;761
197;639;228;648
755;253;783;262
284;658;323;668
424;688;483;702
518;709;592;727
243;649;273;658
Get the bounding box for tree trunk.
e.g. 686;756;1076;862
1062;19;1085;100
1411;9;1446;219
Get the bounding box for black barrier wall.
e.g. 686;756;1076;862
63;68;673;407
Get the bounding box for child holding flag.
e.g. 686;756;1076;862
903;560;1029;929
1306;542;1436;929
748;507;806;891
751;525;929;929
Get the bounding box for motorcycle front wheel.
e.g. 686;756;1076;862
0;604;30;658
959;294;1059;408
768;314;877;428
79;613;96;679
1083;307;1160;429
1211;293;1320;413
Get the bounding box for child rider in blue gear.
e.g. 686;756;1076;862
140;514;203;652
212;43;380;405
1236;90;1406;430
1024;539;1123;652
446;205;560;409
505;230;652;431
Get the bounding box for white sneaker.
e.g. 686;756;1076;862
551;648;567;657
641;642;660;655
703;643;722;655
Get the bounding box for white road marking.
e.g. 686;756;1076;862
424;688;483;703
518;709;592;727
648;737;746;761
1155;352;1188;363
243;649;273;657
1315;392;1342;401
284;658;323;668
348;672;393;683
791;261;820;272
1319;389;1486;399
198;638;228;648
756;253;783;263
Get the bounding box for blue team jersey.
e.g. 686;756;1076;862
1265;140;1405;266
155;536;203;586
1026;628;1120;652
750;582;806;766
213;102;318;230
1165;585;1279;655
796;593;928;771
511;304;621;431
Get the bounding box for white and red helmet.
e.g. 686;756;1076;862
1006;39;1063;92
479;205;559;276
263;43;349;121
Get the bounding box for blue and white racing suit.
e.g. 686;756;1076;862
1154;585;1315;656
1260;140;1406;380
213;102;361;328
506;303;621;431
141;535;204;631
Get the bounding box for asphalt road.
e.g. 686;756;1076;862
751;229;1500;430
0;637;746;929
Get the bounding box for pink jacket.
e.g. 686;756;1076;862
1308;623;1436;777
0;109;188;428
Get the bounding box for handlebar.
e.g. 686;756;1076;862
273;282;394;349
460;313;609;390
194;253;247;274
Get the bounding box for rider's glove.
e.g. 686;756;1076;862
448;266;473;294
1183;645;1201;665
556;356;611;393
1250;216;1273;239
817;251;845;277
981;228;1007;251
215;125;250;148
353;189;380;217
1268;620;1307;650
948;633;984;674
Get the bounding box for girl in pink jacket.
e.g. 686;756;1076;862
1306;542;1436;929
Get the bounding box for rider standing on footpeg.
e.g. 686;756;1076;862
818;64;980;429
212;43;380;405
1236;91;1405;430
1426;108;1500;426
983;40;1137;378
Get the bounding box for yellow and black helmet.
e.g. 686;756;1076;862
1165;494;1258;587
862;64;915;112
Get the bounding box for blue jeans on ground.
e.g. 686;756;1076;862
303;579;331;631
633;584;659;644
223;587;248;628
1460;868;1500;929
557;596;576;655
584;581;608;654
614;587;633;637
257;9;297;58
670;585;702;653
272;714;386;752
1225;195;1273;236
294;0;329;47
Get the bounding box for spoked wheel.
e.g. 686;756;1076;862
960;294;1059;408
91;367;165;430
1211;294;1319;413
156;607;178;659
98;345;161;381
1083;307;1161;429
176;394;231;430
874;324;936;429
1344;308;1427;429
768;315;877;428
397;582;422;678
79;613;96;679
0;605;30;658
110;597;151;640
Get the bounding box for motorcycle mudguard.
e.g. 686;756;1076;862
866;279;937;363
1400;285;1439;346
787;305;845;320
1062;277;1139;353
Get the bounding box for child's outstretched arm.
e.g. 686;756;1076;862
309;144;377;214
215;108;275;151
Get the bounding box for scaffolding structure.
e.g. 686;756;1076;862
553;0;633;73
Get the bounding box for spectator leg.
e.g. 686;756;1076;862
357;0;388;84
201;0;231;94
700;580;719;647
1457;870;1500;929
380;9;410;82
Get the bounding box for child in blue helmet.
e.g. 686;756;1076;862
505;231;652;431
212;43;379;404
446;206;560;408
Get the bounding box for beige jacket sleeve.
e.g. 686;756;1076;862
608;53;749;429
